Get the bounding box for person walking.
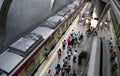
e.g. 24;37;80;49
66;65;71;76
109;46;113;54
79;33;84;43
73;50;78;63
55;64;61;73
111;52;117;63
61;68;66;76
57;49;62;59
54;71;59;76
46;69;52;76
62;40;66;50
71;70;76;76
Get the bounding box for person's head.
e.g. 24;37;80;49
75;50;77;52
114;52;116;55
68;65;71;68
59;48;61;51
73;70;75;73
65;56;67;59
56;71;59;74
57;64;60;67
48;69;51;73
44;48;47;51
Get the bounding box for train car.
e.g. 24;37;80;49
0;50;24;76
31;26;54;51
0;0;86;76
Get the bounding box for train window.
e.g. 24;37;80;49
25;59;35;75
39;47;44;63
64;22;68;29
44;37;55;51
18;68;27;76
61;24;66;35
34;53;40;64
54;31;60;43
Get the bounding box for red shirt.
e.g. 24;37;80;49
67;38;71;43
109;48;113;53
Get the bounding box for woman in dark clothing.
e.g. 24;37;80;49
55;64;61;73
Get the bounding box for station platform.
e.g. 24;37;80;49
34;2;119;76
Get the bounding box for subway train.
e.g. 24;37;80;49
0;0;86;76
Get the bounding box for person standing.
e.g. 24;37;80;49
67;37;71;46
78;53;82;65
44;48;48;60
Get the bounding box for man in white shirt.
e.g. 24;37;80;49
73;50;78;63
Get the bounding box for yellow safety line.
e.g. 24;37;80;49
110;20;120;76
39;15;79;76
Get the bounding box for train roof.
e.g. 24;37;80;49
31;26;54;39
57;11;67;17
41;15;63;29
0;50;23;74
57;7;71;17
47;15;64;22
67;4;77;9
72;1;80;6
10;33;43;56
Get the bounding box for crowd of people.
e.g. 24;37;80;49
46;29;86;76
107;38;118;74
